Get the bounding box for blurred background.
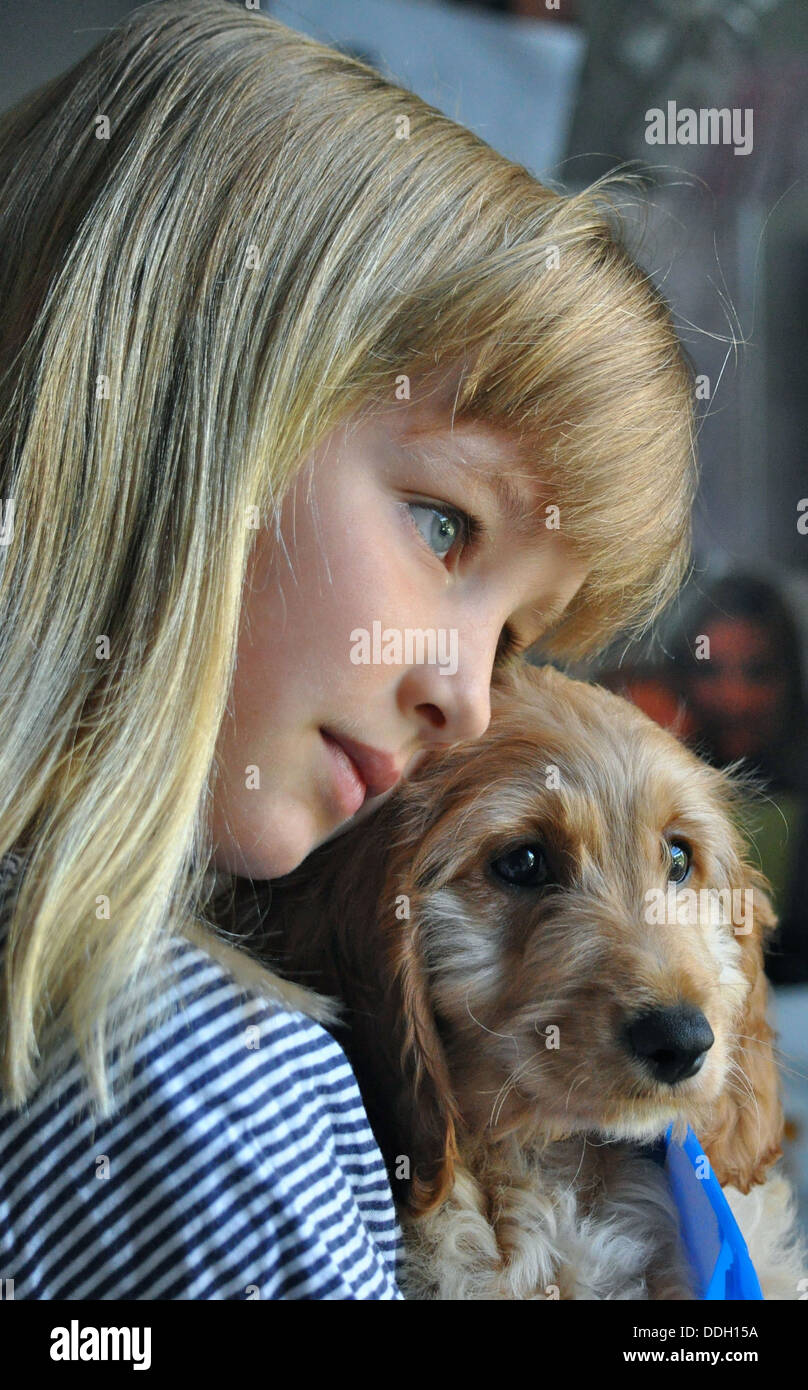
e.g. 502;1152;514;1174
3;0;807;1240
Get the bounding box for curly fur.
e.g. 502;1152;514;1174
266;663;807;1299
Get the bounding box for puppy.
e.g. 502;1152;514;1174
264;662;806;1299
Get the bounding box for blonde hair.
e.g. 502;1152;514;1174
0;0;697;1114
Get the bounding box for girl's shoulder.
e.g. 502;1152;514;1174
0;848;359;1139
0;847;357;1129
0;915;401;1299
147;927;357;1099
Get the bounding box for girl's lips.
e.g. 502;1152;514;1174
320;730;367;817
322;727;407;788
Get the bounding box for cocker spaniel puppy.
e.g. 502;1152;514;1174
264;662;805;1299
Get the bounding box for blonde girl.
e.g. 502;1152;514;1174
0;0;696;1298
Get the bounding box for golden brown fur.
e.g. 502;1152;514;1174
264;663;805;1298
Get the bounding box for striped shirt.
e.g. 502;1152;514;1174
0;876;404;1300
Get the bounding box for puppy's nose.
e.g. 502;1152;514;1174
624;1005;715;1085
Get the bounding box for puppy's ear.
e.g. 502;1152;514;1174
377;901;461;1215
702;866;784;1193
267;799;460;1217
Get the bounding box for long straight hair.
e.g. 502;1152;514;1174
0;0;697;1114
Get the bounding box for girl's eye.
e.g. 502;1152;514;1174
665;839;692;885
405;502;478;561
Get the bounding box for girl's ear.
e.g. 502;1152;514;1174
701;869;784;1193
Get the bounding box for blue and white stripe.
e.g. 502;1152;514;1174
0;874;403;1300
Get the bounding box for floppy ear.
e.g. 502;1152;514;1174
370;881;461;1215
701;867;784;1193
266;797;461;1216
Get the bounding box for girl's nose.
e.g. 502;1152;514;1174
403;630;497;746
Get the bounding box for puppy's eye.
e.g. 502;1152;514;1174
666;839;692;885
490;844;550;889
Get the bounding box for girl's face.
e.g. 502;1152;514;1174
210;391;588;879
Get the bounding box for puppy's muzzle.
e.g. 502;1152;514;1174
623;1004;715;1085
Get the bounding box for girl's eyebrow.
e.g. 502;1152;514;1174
399;425;544;539
400;424;576;646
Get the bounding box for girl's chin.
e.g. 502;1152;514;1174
271;813;362;876
213;791;383;880
310;815;357;853
313;785;396;852
213;820;324;882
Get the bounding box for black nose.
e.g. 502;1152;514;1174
624;1004;715;1085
